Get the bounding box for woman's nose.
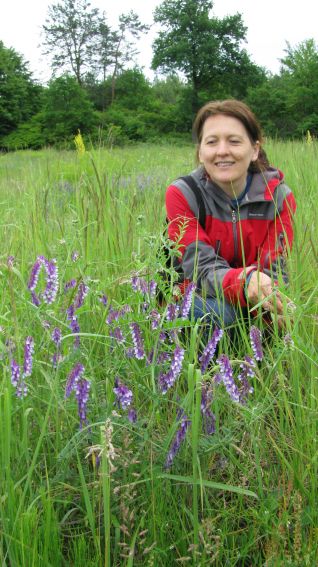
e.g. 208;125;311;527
216;140;229;155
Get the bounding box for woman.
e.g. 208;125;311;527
165;99;296;329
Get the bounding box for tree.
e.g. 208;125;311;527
152;0;252;112
42;0;101;84
105;11;149;102
0;41;42;138
280;39;318;135
42;75;96;143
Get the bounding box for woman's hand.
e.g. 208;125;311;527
246;270;284;317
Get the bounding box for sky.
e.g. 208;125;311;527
1;0;318;83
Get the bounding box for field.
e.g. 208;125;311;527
0;140;317;566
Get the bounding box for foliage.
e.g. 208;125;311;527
247;39;318;138
41;75;96;144
0;41;43;139
152;0;260;113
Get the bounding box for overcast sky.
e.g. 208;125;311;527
1;0;318;83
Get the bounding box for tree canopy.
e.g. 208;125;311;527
152;0;254;111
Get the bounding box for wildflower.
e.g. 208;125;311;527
128;408;137;423
216;354;240;403
52;352;63;367
250;326;263;361
109;327;125;343
165;412;191;469
201;385;216;434
23;336;34;378
130;322;145;359
65;362;85;398
149;280;157;299
42;258;59;304
159;345;185;394
180;282;196;319
114;378;133;409
31;291;41;307
106;307;121;325
67;304;81;347
10;359;20;387
75;378;90;427
166;303;179;322
51;327;62;347
237;355;255;403
74;130;86;155
99;294;108;306
28;256;44;291
74;281;89;309
148;308;161;330
64;279;77;292
71;250;80;262
199;328;224;374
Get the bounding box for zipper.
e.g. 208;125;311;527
231;209;238;266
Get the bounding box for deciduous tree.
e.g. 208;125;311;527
152;0;253;112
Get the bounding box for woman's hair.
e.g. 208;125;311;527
193;99;270;172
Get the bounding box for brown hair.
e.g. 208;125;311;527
193;99;270;173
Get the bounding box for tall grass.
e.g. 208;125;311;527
0;139;317;565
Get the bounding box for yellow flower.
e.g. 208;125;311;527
74;129;86;155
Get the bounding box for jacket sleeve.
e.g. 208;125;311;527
256;190;296;283
166;184;253;306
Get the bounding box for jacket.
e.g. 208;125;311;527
165;166;296;307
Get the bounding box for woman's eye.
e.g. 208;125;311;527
230;139;240;144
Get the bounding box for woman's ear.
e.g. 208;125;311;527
252;141;260;162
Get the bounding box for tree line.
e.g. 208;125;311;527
1;0;318;150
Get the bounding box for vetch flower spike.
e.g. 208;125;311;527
250;326;263;361
65;362;85;398
216;354;240;403
165;411;191;469
159;345;185;394
200;328;224;374
180;282;196;319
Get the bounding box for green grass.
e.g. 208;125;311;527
0;140;317;566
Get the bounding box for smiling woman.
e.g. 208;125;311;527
165;99;297;332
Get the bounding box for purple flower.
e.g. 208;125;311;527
159;345;185;394
113;378;133;409
67;304;81;347
237;355;255;403
125;347;135;358
23;336;34;378
149;280;157;299
165;412;191;469
109;326;125;343
166;303;179;322
51;327;62;346
10;359;20;387
180;282;196;319
216;354;240;403
128;408;137;423
250;326;263;361
42;258;59;304
52;352;63;367
31;291;41;307
64;279;77;292
71;251;80;262
28;256;44;291
148;309;161;330
99;294;108;306
199;328;224;374
130;322;145;359
106;308;121;325
75;378;90;427
201;385;216;434
74;281;89;309
65;362;85;398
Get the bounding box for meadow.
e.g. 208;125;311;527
0;139;317;566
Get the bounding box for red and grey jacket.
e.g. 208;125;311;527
165;166;296;307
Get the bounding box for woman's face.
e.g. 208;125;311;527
198;114;260;197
